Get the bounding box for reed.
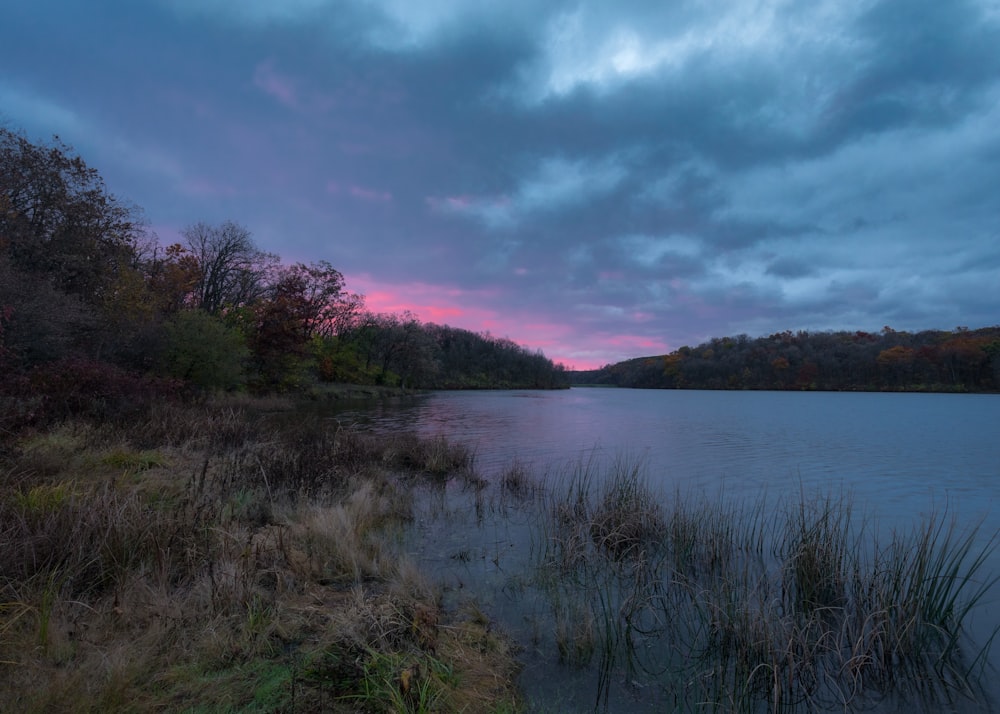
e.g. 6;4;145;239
500;459;537;501
530;460;998;712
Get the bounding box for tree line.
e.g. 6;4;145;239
0;127;568;427
572;326;1000;392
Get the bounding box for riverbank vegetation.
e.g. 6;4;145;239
0;398;522;712
0;126;568;418
572;326;1000;392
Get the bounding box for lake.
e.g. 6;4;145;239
334;388;1000;712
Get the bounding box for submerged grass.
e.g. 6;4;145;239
531;459;998;712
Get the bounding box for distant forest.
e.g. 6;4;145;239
0;127;568;429
572;326;1000;392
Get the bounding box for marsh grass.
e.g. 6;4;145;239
500;459;537;502
383;432;477;480
588;459;665;561
531;460;998;712
0;400;520;712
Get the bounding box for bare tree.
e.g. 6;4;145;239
182;221;275;314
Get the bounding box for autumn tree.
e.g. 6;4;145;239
246;271;313;389
147;243;201;314
877;345;915;387
238;261;363;388
1;128;144;307
939;335;989;385
272;261;362;338
0;128;156;369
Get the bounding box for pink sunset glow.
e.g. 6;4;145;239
346;274;663;370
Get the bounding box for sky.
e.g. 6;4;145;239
2;0;999;369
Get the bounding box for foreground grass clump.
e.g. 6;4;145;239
533;461;998;712
0;400;520;712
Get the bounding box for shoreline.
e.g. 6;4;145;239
0;397;522;712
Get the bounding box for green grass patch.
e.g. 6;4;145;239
10;480;75;514
165;658;297;714
100;447;168;474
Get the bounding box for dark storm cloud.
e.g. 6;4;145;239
766;257;815;280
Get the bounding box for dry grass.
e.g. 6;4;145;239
0;399;520;713
499;459;537;502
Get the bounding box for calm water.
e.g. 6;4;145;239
336;388;1000;711
340;388;999;523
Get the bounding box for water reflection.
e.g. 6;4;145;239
336;390;999;525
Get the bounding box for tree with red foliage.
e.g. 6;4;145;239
246;261;363;388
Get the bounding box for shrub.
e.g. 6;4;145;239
0;358;184;429
157;310;249;391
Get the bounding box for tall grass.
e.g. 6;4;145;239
0;399;519;712
531;460;998;712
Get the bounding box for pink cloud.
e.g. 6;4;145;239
327;181;393;203
349;185;392;202
341;277;677;371
349;276;487;317
603;334;671;351
426;195;471;211
426;194;511;219
253;60;298;108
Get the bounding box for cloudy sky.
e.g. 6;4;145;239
3;0;999;368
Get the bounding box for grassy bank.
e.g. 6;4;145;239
0;399;520;712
